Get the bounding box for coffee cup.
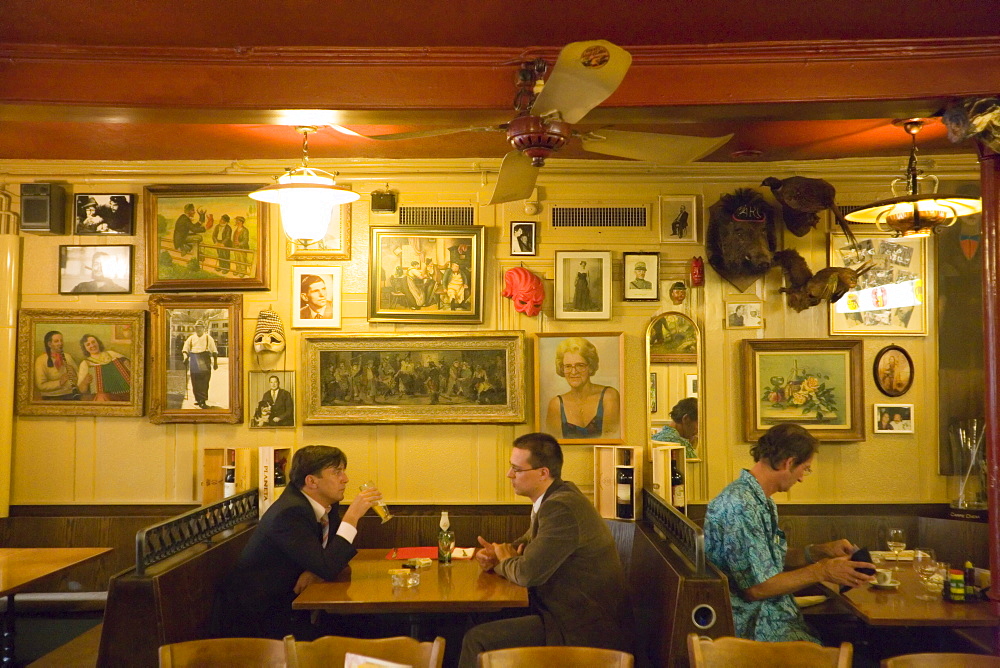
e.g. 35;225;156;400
875;568;893;585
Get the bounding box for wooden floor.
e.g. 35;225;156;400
28;623;102;668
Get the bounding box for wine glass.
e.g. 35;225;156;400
887;528;906;571
912;548;941;601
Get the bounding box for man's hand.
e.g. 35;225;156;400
474;536;499;572
341;484;381;527
293;570;325;594
815;556;876;588
812;539;857;559
494;542;523;562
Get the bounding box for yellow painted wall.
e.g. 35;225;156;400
4;156;976;508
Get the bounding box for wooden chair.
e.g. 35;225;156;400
158;637;286;667
477;646;634;667
283;634;445;668
882;653;1000;667
687;633;852;668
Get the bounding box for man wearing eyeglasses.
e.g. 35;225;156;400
459;433;632;667
213;445;382;639
704;423;875;643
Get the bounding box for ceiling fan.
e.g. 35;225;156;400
334;40;733;204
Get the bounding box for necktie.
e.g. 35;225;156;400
529;510;538;538
320;515;330;548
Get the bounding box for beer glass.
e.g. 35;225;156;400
360;481;393;523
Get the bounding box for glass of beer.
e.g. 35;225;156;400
360;480;393;523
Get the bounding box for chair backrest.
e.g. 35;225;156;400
477;646;634;668
158;637;285;667
284;634;445;668
883;653;1000;667
687;633;852;668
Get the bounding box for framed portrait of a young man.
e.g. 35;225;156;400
623;252;659;301
292;267;342;329
16;309;146;417
148;294;243;424
58;245;132;295
73;193;135;235
144;184;269;291
554;251;612;320
368;225;484;324
249;370;295;428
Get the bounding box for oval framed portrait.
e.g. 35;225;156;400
873;344;914;397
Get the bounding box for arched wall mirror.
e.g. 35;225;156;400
646;310;702;502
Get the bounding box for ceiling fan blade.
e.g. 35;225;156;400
485;151;539;205
581;130;734;163
330;125;501;141
530;40;632;125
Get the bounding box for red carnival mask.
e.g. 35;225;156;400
502;267;545;316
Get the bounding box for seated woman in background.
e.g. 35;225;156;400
653;397;698;458
77;334;131;401
546;336;620;439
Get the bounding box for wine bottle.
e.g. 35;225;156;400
223;466;236;498
273;458;287;488
437;511;455;563
616;467;634;519
671;459;686;511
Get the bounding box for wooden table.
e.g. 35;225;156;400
0;547;111;665
293;549;528;615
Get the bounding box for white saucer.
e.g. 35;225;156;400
871;580;901;589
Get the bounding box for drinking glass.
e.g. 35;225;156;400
912;548;941;601
360;481;393;523
887;528;906;571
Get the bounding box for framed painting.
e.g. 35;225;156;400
285;201;352;261
873;344;914;397
743;338;864;441
828;232;927;335
874;403;914;434
292;266;343;329
724;297;764;329
301;331;525;424
510;220;537;256
73;193;135;235
648;311;698;363
659;195;698;243
144;184;269;291
368;225;484;323
685;373;699;398
623;251;660;301
535;332;624;445
554;251;612;320
58;245;132;295
148;294;243;424
249;370;295;428
16;309;145;417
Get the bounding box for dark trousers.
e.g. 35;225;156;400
188;352;212;404
458;614;545;668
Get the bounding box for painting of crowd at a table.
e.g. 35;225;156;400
302;332;525;424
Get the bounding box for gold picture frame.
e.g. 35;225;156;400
148;294;243;424
16;309;146;417
285;202;352;261
301;331;526;424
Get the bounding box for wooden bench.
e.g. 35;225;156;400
97;491;259;668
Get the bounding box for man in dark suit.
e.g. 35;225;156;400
214;446;382;639
254;374;294;426
458;433;632;667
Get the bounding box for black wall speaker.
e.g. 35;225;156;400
20;183;66;234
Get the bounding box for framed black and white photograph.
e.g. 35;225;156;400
510;220;537;256
74;193;135;235
249;370;295;428
874;403;914;433
623;252;659;301
724;297;764;329
554;251;612;320
58;245;132;295
292;267;343;329
659;195;698;243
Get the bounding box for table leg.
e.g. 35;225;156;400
2;594;15;666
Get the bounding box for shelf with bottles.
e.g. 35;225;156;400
202;447;258;505
651;442;688;514
594;445;642;520
259;446;291;516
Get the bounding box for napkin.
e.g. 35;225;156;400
386;546;476;560
793;595;827;608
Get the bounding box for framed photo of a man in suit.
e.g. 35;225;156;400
292;267;342;329
249;370;295;428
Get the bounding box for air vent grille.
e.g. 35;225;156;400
551;206;647;228
398;206;475;226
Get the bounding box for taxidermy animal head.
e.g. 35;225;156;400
707;188;777;291
772;248;874;312
502;267;545;316
762;175;858;249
